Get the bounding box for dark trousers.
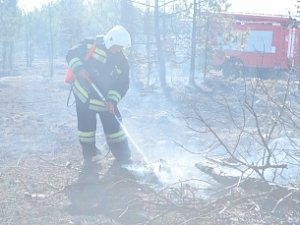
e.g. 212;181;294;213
75;97;131;164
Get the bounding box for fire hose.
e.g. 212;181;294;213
86;77;149;164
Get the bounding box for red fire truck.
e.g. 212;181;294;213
208;13;300;77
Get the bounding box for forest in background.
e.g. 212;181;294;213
1;1;300;224
1;0;300;198
2;0;300;191
0;0;232;91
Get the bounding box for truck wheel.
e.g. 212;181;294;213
222;58;244;78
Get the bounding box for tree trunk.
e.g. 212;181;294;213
145;0;152;87
9;41;13;71
189;0;197;87
121;0;134;80
2;43;7;71
203;15;210;79
1;0;17;75
120;0;134;35
154;0;167;93
25;14;33;67
48;4;54;77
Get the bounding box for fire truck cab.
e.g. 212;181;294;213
210;13;300;77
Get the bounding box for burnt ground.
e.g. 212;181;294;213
0;63;300;225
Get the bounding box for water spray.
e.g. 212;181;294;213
88;80;149;164
87;79;174;187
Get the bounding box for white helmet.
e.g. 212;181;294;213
104;25;132;49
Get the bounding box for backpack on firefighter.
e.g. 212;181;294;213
64;42;97;83
64;41;97;106
65;25;131;83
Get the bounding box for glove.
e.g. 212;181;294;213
105;100;116;115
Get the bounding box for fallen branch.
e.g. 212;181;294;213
271;189;297;214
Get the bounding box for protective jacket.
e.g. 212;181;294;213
66;35;129;111
65;36;131;165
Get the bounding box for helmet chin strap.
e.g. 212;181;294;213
109;45;124;54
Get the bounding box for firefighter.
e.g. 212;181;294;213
66;25;132;167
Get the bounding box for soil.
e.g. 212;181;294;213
0;63;299;225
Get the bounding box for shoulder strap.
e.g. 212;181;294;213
84;41;97;61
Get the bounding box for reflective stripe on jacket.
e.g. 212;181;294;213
66;36;130;110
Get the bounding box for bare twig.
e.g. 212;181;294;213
271;190;296;214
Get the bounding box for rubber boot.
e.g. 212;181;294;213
109;140;132;166
81;143;94;161
81;142;101;165
78;143;102;183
